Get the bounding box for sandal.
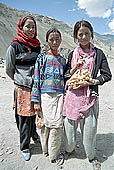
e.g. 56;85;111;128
43;152;49;157
51;153;64;166
56;153;64;166
90;158;101;170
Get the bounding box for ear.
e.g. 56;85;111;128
20;26;23;30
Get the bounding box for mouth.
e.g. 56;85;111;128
28;32;34;37
29;33;34;36
81;40;88;44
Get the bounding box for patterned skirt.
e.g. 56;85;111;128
14;85;35;116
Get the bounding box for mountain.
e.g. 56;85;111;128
0;2;114;59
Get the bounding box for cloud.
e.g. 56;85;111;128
77;0;113;18
108;19;114;32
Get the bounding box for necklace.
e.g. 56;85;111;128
84;48;90;53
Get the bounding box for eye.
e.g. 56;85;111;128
32;26;35;29
26;25;35;30
55;38;60;41
26;25;31;29
49;38;54;42
85;32;89;35
78;33;83;37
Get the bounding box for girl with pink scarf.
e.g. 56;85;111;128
63;20;112;170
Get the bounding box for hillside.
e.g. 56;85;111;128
0;3;114;59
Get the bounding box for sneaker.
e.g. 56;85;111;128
22;149;31;161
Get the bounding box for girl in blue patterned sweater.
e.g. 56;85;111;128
31;28;66;165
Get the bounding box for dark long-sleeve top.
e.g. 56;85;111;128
6;41;41;89
64;47;112;95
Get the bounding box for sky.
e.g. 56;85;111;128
0;0;114;35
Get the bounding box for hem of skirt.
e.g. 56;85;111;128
17;113;36;116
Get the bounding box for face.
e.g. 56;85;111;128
76;26;92;48
21;19;36;38
47;32;61;53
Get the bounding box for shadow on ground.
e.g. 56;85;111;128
30;142;42;155
62;131;114;163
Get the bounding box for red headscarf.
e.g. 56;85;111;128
13;16;40;47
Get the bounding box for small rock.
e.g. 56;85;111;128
6;147;10;151
0;152;3;156
108;107;113;110
0;159;4;162
57;166;63;169
7;150;13;154
33;166;38;170
76;144;80;148
2;76;6;79
103;154;107;159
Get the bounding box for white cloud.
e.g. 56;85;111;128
108;19;114;32
77;0;113;18
103;9;112;18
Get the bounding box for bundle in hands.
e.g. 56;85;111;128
67;69;93;89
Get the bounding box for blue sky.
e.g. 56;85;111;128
1;0;114;35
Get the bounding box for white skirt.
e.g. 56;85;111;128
41;93;64;128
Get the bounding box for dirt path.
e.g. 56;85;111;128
0;58;114;170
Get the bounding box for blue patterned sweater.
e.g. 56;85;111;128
31;51;66;103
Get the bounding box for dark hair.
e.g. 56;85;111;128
20;16;36;29
73;20;94;41
46;28;62;42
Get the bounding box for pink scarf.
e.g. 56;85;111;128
70;43;96;119
71;43;95;72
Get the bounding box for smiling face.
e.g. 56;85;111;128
76;26;92;49
21;19;36;38
47;32;62;54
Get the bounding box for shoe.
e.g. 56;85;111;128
56;153;64;166
22;149;31;161
51;153;64;166
89;158;101;170
43;152;49;157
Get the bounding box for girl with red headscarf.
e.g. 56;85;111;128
6;16;41;161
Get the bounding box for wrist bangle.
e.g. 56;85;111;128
93;80;97;85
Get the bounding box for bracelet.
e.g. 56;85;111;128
93;80;97;85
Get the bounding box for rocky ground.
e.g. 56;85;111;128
0;58;114;170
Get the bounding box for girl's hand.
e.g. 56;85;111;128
73;80;91;89
34;102;42;116
78;80;91;88
34;102;41;110
35;116;44;129
70;59;85;75
76;59;85;69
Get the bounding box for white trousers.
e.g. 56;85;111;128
39;126;62;161
64;99;99;160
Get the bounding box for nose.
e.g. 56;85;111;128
29;28;33;31
82;34;86;39
53;40;56;44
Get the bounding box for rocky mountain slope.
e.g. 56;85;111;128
0;2;114;59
